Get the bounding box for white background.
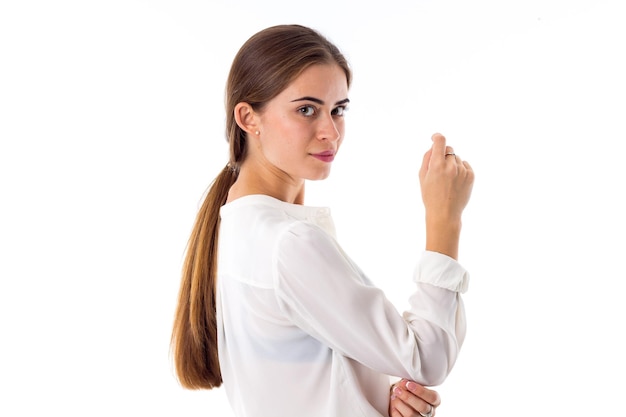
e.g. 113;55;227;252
1;0;625;415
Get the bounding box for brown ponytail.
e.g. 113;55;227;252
170;166;237;388
170;24;352;390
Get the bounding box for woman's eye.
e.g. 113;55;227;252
332;106;347;116
299;105;316;117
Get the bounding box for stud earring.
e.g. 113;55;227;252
255;130;260;135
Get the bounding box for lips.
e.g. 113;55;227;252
311;150;335;163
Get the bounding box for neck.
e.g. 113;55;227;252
226;161;305;205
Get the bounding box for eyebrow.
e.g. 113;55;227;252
291;96;350;106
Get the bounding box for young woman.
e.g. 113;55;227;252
171;24;474;417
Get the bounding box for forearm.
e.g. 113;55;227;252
405;272;467;383
425;216;462;260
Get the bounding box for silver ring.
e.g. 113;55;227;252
419;405;434;417
445;152;455;157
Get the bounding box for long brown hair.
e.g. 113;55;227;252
170;24;352;389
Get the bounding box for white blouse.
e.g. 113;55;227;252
216;195;469;417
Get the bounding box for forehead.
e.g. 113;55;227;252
278;64;349;101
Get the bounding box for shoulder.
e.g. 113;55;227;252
221;194;336;240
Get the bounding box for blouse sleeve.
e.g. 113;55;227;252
272;221;469;386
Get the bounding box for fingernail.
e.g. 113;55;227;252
406;381;417;391
393;386;403;397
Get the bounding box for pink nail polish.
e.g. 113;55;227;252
393;386;402;397
406;381;417;391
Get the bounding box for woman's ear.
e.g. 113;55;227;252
234;102;259;137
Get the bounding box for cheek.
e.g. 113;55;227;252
262;117;307;161
278;118;313;147
270;114;301;138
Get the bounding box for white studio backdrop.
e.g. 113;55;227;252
1;0;624;415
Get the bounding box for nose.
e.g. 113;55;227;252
317;113;342;142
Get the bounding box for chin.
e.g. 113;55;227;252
307;169;332;181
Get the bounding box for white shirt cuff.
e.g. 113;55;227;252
413;251;470;293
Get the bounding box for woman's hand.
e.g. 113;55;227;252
419;133;474;260
389;379;440;417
